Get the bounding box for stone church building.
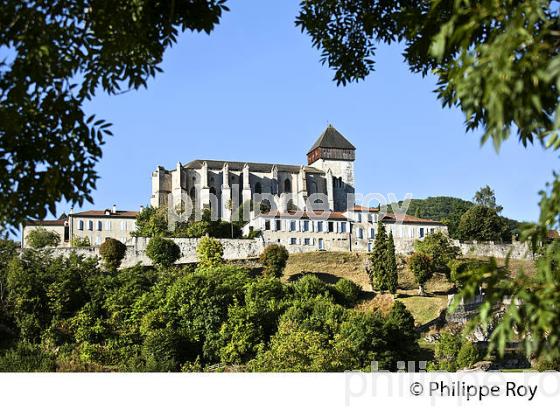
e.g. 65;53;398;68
151;125;447;252
151;125;356;216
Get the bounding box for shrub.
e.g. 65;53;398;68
457;340;480;369
26;228;60;248
196;236;223;268
71;236;91;247
414;231;460;274
291;274;331;300
408;252;433;295
99;238;127;271
433;332;463;371
447;259;485;287
332;278;362;306
141;328;182;372
146;237;181;267
259;244;289;278
434;332;479;371
247;319;334;372
0;343;56;372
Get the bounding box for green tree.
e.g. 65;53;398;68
99;238;127;272
433;332;479;371
259;244;289;278
146;237;181;268
196;236;224;269
248;319;335;372
433;332;463;372
132;206;169;237
332;278;362;307
296;0;560;362
70;236;91;248
0;239;18;309
368;221;388;291
457;340;480;370
414;231;461;275
408;253;433;296
458;205;509;242
385;232;398;294
1;1;228;232
26;228;60;249
474;185;503;213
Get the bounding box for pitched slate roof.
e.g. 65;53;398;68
308;125;356;154
182;160;324;174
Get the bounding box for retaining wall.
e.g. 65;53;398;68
48;236;533;268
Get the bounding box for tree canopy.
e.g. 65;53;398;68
297;0;559;361
0;0;229;232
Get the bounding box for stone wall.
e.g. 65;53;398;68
391;238;532;260
48;236;533;268
51;237;266;268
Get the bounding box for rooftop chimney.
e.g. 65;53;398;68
112;204;117;214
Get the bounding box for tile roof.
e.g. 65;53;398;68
353;205;380;212
25;219;67;227
382;213;444;225
182;160;324;174
308;125;356;154
547;230;560;239
71;210;139;218
260;210;348;221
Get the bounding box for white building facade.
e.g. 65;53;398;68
22;205;139;248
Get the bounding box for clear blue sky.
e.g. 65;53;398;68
67;0;557;223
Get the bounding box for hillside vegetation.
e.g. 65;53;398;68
388;196;520;240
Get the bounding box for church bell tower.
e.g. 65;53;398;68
307;125;356;212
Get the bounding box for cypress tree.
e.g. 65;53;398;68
386;231;398;294
369;221;388;291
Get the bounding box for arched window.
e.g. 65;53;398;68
309;180;317;194
255;182;262;194
190;187;196;202
284;179;292;193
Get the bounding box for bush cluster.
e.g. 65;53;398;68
0;249;418;372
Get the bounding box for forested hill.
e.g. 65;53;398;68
388;196;519;239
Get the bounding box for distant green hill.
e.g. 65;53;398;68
388;196;520;240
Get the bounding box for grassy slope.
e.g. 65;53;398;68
284;252;535;327
284;252;454;327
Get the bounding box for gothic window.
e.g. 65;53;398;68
309;180;317;194
255;182;262;194
284;179;292;193
190;187;196;203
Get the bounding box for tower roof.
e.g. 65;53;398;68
308;125;355;154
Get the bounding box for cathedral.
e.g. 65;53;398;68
151;125;357;216
151;125;446;252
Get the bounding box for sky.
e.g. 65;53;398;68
66;0;558;223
